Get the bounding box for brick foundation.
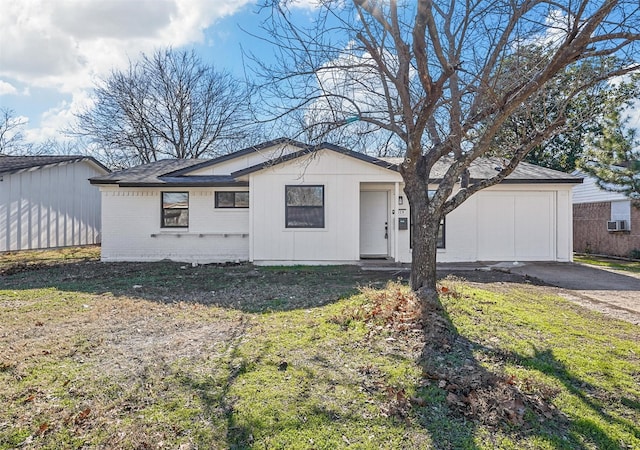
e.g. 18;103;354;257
573;201;640;257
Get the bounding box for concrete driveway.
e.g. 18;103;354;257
504;261;640;325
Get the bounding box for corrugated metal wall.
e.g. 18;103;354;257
0;161;105;251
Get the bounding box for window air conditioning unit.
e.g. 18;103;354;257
607;220;628;232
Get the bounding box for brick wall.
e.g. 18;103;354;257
573;201;640;257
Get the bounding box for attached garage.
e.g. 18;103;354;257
476;191;555;261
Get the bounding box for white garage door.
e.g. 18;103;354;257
477;191;555;261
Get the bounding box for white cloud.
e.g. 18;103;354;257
23;90;95;144
288;0;322;10
51;0;177;40
0;0;254;91
0;80;17;96
0;0;254;144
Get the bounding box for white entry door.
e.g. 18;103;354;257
360;191;389;257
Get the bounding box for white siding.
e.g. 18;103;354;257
0;161;105;251
572;171;627;204
249;150;574;264
187;143;303;176
250;150;400;264
100;187;249;263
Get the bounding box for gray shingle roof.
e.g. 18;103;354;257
0;155;109;176
413;156;582;183
90;159;247;187
89;141;581;186
89;159;218;186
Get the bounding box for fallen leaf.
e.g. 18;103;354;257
75;407;91;424
24;394;35;403
446;392;461;405
37;422;49;435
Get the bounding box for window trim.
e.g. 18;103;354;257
215;191;249;208
285;185;325;229
161;191;189;228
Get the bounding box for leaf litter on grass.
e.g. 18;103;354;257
2;251;639;449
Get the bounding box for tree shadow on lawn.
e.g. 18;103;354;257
414;293;639;449
0;260;397;313
4;261;635;447
0;259;539;313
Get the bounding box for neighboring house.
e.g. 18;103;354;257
0;155;110;252
89;139;581;265
572;170;640;257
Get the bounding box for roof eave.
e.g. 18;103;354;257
495;178;583;184
1;156;110;177
115;181;249;188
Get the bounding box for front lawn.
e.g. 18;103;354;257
1;251;638;449
575;254;640;274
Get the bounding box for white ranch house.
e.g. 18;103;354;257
1;155;109;252
90;139;581;265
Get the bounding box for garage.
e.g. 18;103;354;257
476;191;555;261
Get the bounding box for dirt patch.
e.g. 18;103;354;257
555;291;640;325
438;265;640;325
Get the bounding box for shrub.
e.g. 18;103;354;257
629;248;640;260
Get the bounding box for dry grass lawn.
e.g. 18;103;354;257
1;247;639;449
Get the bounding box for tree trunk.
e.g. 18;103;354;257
404;183;443;316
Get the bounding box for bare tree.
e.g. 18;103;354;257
0;108;30;155
72;48;256;167
255;0;640;305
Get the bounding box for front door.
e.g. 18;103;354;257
360;191;389;257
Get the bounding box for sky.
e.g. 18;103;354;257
1;0;639;151
0;0;317;146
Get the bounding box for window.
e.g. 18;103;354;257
161;192;188;228
410;217;445;249
215;191;249;208
436;218;446;248
285;185;324;228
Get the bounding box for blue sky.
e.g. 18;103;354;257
0;0;317;146
1;0;639;149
